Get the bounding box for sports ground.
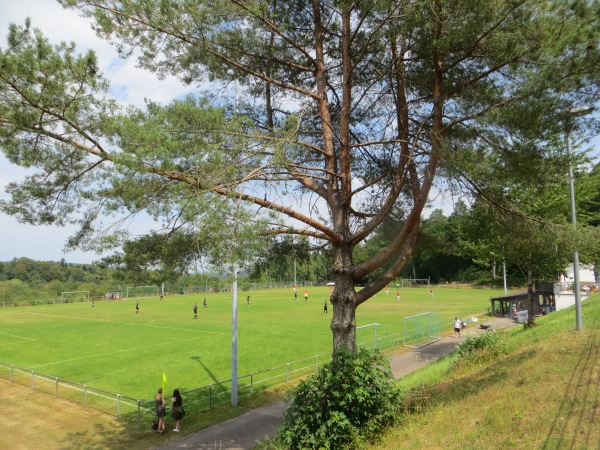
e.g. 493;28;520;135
0;285;499;401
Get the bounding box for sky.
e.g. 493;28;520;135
0;0;196;263
0;2;598;265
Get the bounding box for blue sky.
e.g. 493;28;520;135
0;0;195;263
0;1;598;264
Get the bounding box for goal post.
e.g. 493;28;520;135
61;291;90;303
397;278;430;288
403;312;442;348
125;285;159;299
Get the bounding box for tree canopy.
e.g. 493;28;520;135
1;0;600;352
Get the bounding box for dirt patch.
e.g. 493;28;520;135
0;379;130;449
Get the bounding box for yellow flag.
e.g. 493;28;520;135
162;372;167;395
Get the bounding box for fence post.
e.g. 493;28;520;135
374;327;378;351
137;400;141;429
55;377;59;398
117;394;121;419
31;371;34;391
84;385;87;406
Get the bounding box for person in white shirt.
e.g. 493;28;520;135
454;317;462;338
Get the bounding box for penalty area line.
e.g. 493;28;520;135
29;335;208;369
0;331;37;341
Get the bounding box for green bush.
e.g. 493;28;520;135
456;331;503;357
278;347;402;449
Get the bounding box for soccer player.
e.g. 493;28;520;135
193;303;198;319
322;301;328;315
135;301;140;314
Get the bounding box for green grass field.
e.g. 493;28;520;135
0;285;503;400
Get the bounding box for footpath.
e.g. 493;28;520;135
160;318;516;450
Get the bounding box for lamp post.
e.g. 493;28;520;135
566;106;593;332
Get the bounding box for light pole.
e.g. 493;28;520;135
231;263;238;406
566;105;593;332
503;258;507;295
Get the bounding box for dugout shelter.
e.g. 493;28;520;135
489;283;556;319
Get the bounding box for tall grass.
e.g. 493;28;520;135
376;295;600;450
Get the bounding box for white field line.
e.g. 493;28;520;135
29;335;207;369
0;331;37;341
21;311;223;334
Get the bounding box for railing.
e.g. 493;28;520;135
0;351;334;429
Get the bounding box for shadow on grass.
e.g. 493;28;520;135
541;306;600;450
401;348;536;415
190;355;220;385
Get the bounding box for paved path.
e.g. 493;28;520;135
160;318;515;450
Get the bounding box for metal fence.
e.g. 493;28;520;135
0;351;335;429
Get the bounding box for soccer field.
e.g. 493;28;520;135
0;286;500;399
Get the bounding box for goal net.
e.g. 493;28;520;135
61;291;90;303
105;290;123;300
398;278;430;288
403;312;442;348
125;285;158;299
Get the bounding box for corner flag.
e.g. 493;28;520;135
162;372;167;395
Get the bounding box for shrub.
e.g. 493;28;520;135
456;331;504;357
278;347;402;449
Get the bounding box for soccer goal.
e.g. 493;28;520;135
61;291;90;303
125;285;158;299
403;312;442;348
105;290;123;300
398;278;430;288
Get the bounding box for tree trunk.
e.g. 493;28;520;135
330;243;357;356
526;268;535;326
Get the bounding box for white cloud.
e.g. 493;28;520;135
0;0;194;263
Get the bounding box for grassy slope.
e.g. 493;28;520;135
375;295;600;450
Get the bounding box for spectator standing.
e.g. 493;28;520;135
171;388;185;432
154;388;166;434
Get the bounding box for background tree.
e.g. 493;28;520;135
1;1;600;355
457;131;600;325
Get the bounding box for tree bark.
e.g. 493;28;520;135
330;242;357;355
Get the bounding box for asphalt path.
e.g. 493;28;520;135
160;318;516;450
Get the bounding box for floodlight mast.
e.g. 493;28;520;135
566;105;594;332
